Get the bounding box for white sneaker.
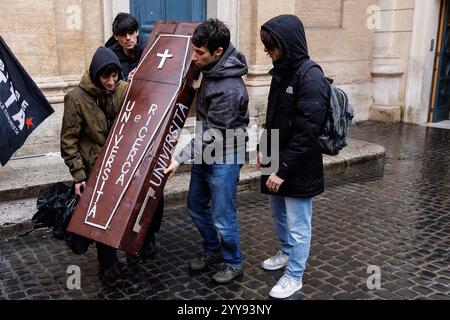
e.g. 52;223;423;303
269;275;303;299
261;250;288;271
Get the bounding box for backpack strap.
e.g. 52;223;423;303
296;59;322;80
295;60;331;136
296;59;337;85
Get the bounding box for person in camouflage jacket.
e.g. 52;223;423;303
61;47;128;185
61;46;128;283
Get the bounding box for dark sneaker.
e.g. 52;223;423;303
126;234;157;264
99;262;124;285
189;251;222;272
126;253;147;264
212;264;243;284
141;234;157;259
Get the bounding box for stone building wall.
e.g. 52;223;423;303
1;0;440;158
0;0;104;157
240;0;376;124
370;0;414;122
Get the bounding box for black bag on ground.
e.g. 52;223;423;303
32;182;71;234
62;191;93;255
32;183;93;255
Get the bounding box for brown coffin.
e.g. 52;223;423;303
67;22;200;255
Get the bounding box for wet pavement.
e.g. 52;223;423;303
0;121;449;300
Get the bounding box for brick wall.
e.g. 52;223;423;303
0;0;104;78
0;0;105;157
1;0;59;77
0;0;420;157
240;0;376;123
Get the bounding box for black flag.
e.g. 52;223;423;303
0;36;54;166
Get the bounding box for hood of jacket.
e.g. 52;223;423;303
79;71;113;99
202;43;248;79
79;47;124;113
262;14;309;72
88;46;122;88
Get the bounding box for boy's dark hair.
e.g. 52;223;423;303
95;64;121;89
260;28;281;52
98;64;121;78
192;19;230;55
112;12;139;36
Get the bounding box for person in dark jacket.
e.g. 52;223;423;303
61;47;128;283
257;14;329;299
105;12;145;81
165;19;249;284
107;12;163;261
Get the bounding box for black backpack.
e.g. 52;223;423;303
297;60;354;155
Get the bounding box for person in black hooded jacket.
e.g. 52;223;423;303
257;14;330;299
105;12;145;81
106;13;163;261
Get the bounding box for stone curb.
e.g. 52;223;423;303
0;139;385;238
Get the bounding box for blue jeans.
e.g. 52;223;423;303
187;161;243;268
269;195;313;280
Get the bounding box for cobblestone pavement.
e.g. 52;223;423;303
0;121;449;300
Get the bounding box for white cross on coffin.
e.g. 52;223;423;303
157;49;173;69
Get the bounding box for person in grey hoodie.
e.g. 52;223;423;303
165;19;249;284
